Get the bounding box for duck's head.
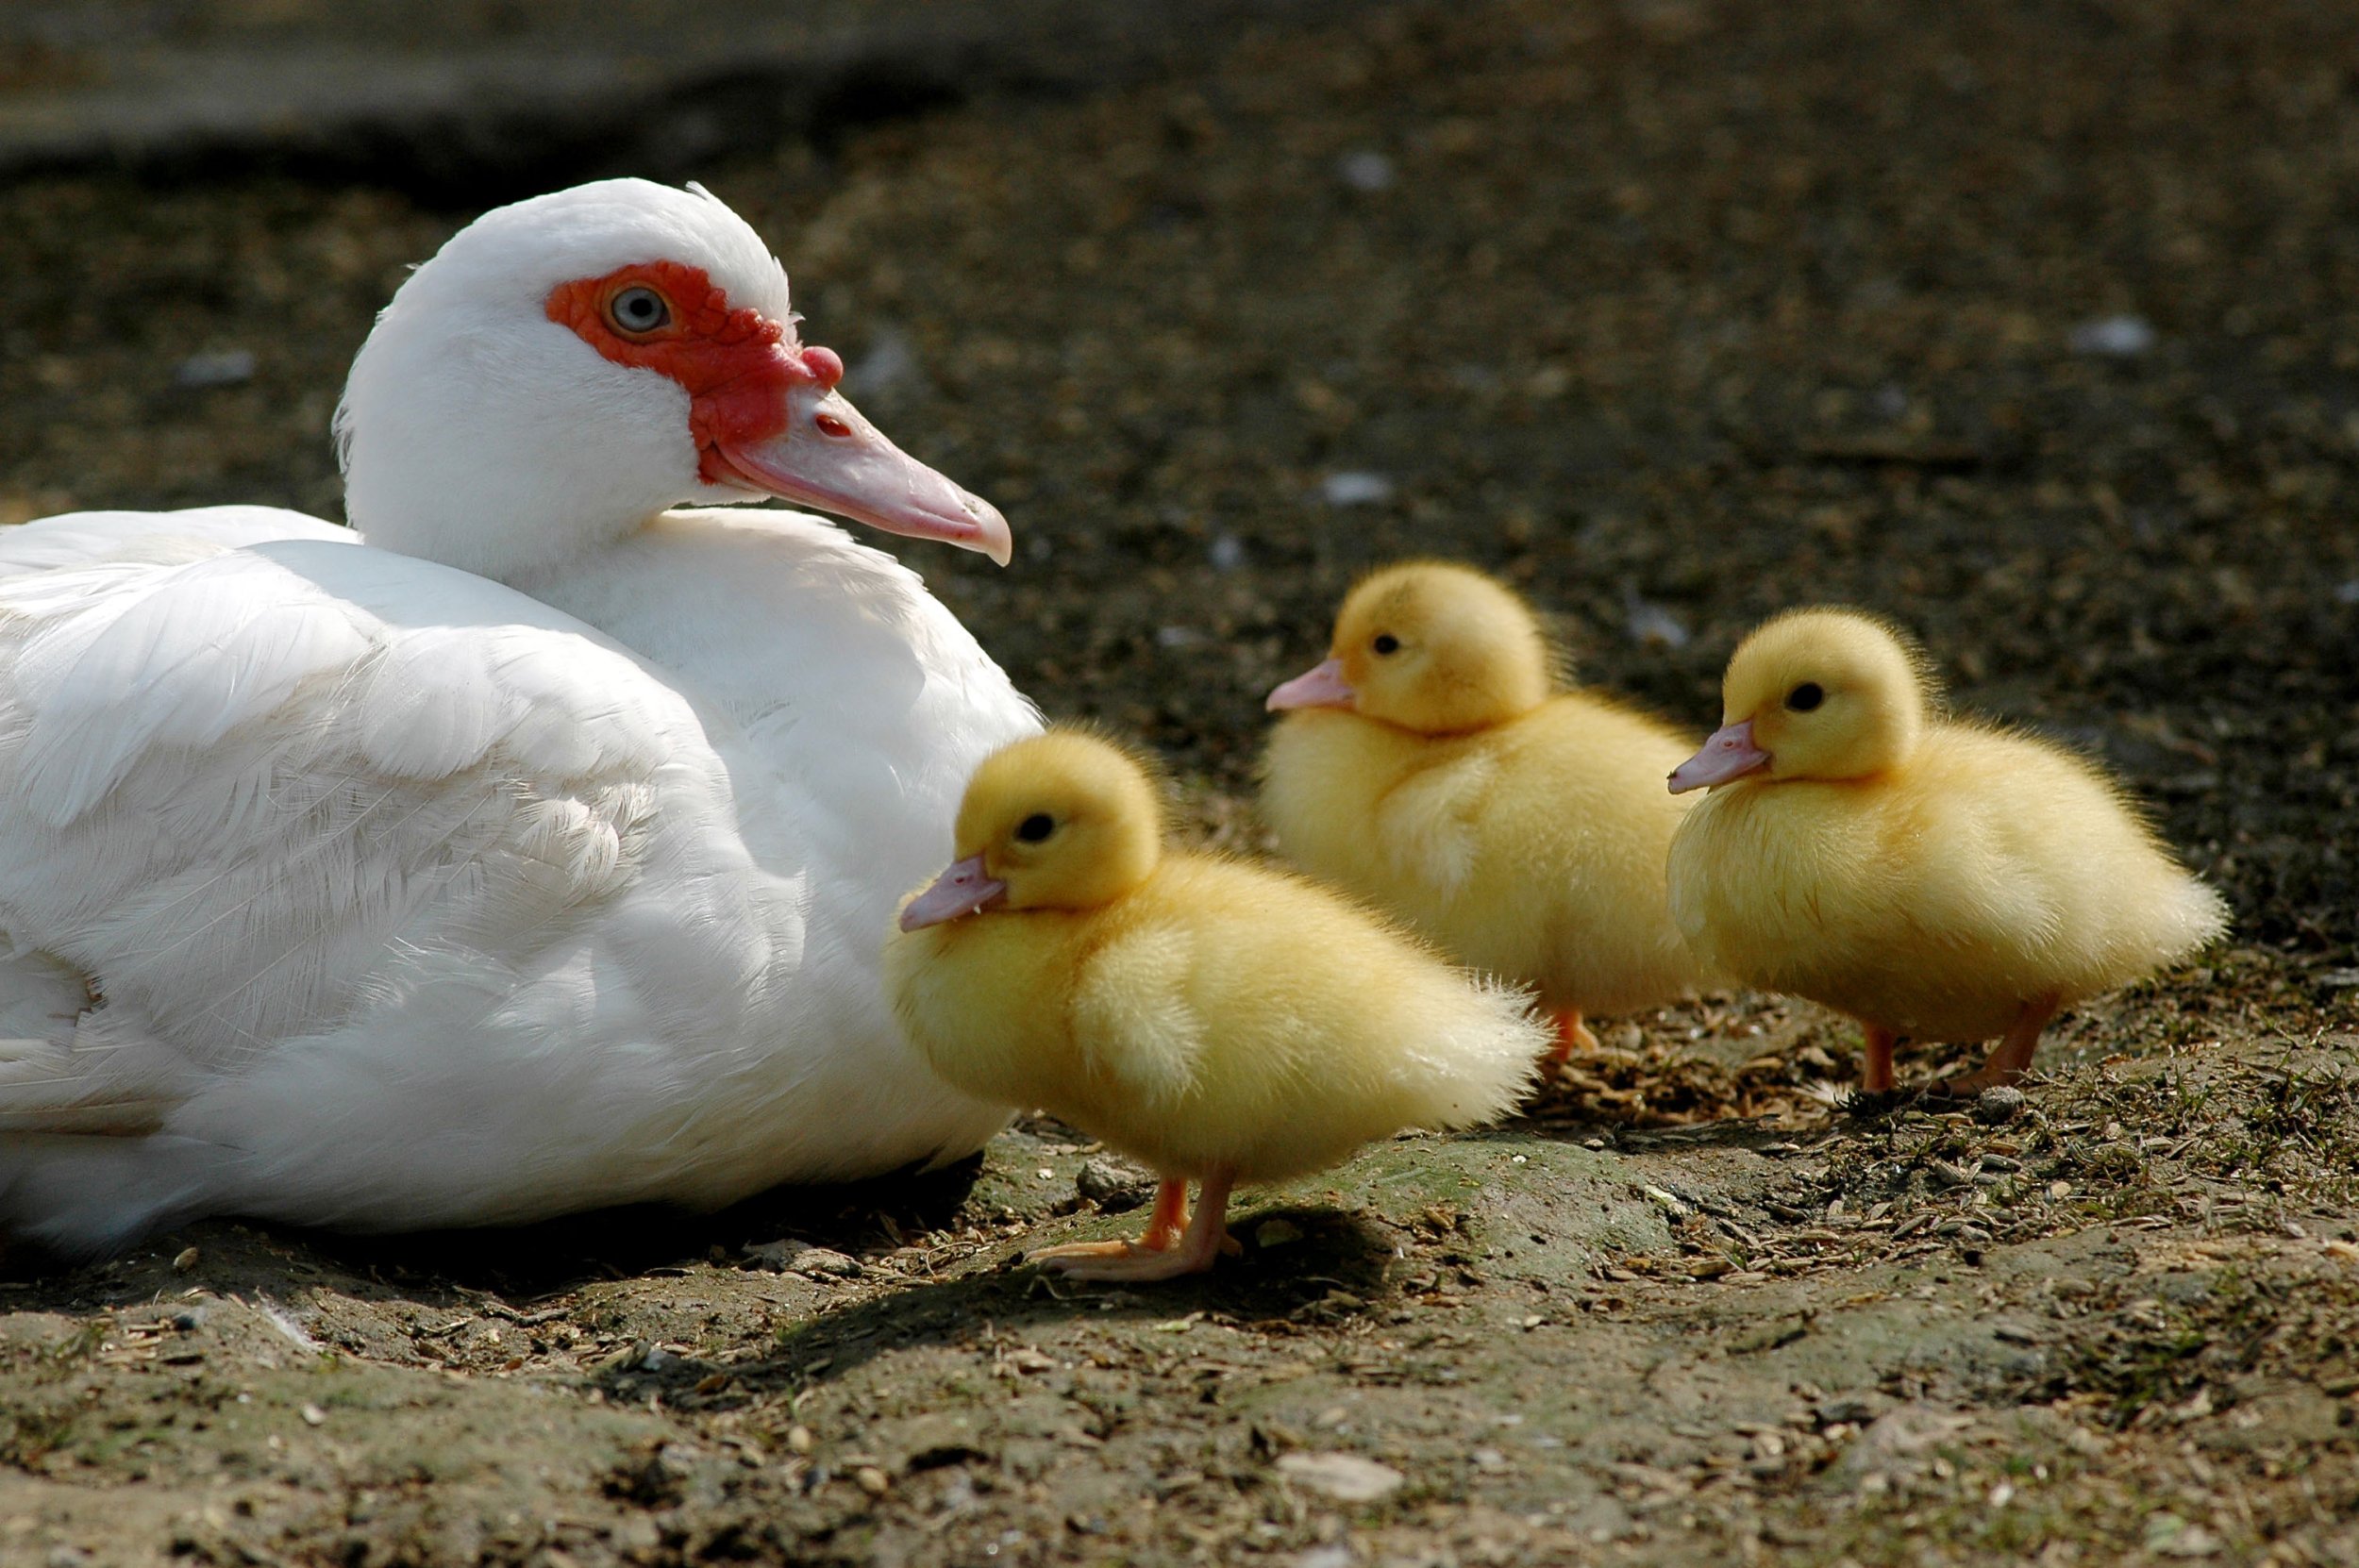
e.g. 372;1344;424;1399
1668;608;1931;792
1265;561;1552;734
898;731;1165;930
337;178;1009;582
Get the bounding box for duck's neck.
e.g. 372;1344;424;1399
336;298;711;583
501;508;987;759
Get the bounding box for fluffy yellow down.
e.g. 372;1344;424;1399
883;730;1545;1185
1666;609;2230;1043
1260;561;1711;1019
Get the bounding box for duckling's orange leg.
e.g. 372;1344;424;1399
1044;1170;1237;1282
1545;1009;1601;1073
1029;1177;1192;1265
1935;994;2061;1096
1861;1025;1899;1093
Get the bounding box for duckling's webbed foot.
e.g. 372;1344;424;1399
1042;1171;1237;1282
1543;1009;1601;1074
1930;994;2060;1096
1029;1176;1193;1268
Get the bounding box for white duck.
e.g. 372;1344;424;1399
0;179;1040;1254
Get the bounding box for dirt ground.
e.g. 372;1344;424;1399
2;1;2356;1563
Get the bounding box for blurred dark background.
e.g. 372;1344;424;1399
3;0;2355;967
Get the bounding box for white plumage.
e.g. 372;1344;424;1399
0;180;1038;1252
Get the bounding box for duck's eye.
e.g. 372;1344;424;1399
1014;813;1056;843
1372;633;1401;656
607;286;670;335
1786;681;1825;712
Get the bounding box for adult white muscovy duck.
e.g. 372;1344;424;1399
0;178;1040;1254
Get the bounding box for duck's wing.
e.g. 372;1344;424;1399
0;534;713;1132
0;506;356;578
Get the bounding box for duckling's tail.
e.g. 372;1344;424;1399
2155;875;2234;968
1401;978;1550;1129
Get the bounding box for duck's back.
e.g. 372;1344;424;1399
1669;721;2227;1040
1263;696;1704;1011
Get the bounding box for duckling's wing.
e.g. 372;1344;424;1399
1071;927;1205;1109
1376;752;1497;897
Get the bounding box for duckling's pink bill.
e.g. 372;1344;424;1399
1266;658;1357;711
1668;719;1770;793
898;854;1010;930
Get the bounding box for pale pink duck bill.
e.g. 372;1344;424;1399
899;854;1008;930
1265;657;1356;711
1667;718;1770;793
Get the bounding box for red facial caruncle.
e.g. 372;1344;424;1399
540;256;1012;564
544;260;841;487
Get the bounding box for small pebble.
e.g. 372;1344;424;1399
1337;149;1396;191
1974;1085;2027;1124
171;1246;200;1272
300;1403;326;1426
2068;314;2156;359
1277;1450;1404;1503
855;1465;891;1496
1075;1156;1152;1208
173;349;257;389
1320;471;1394;507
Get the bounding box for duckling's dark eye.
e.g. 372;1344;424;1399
1372;633;1401;656
607;286;670;335
1785;681;1825;712
1014;813;1056;843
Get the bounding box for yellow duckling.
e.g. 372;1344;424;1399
1665;608;2230;1094
885;729;1545;1282
1260;561;1711;1067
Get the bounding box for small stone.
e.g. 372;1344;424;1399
1337;149;1396;191
855;1465;890;1497
2068;314;2157;359
172;1247;199;1273
1642;1185;1692;1220
1815;1394;1885;1426
299;1403;326;1426
1255;1218;1305;1249
787;1425;814;1455
745;1242;862;1279
173;349;256;389
1075;1157;1153;1208
1209;533;1246;571
1276;1451;1405;1503
1973;1086;2027;1125
1319;471;1394;507
2143;1511;2221;1558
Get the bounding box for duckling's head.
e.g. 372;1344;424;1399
1668;609;1932;792
1266;561;1553;734
898;730;1166;929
